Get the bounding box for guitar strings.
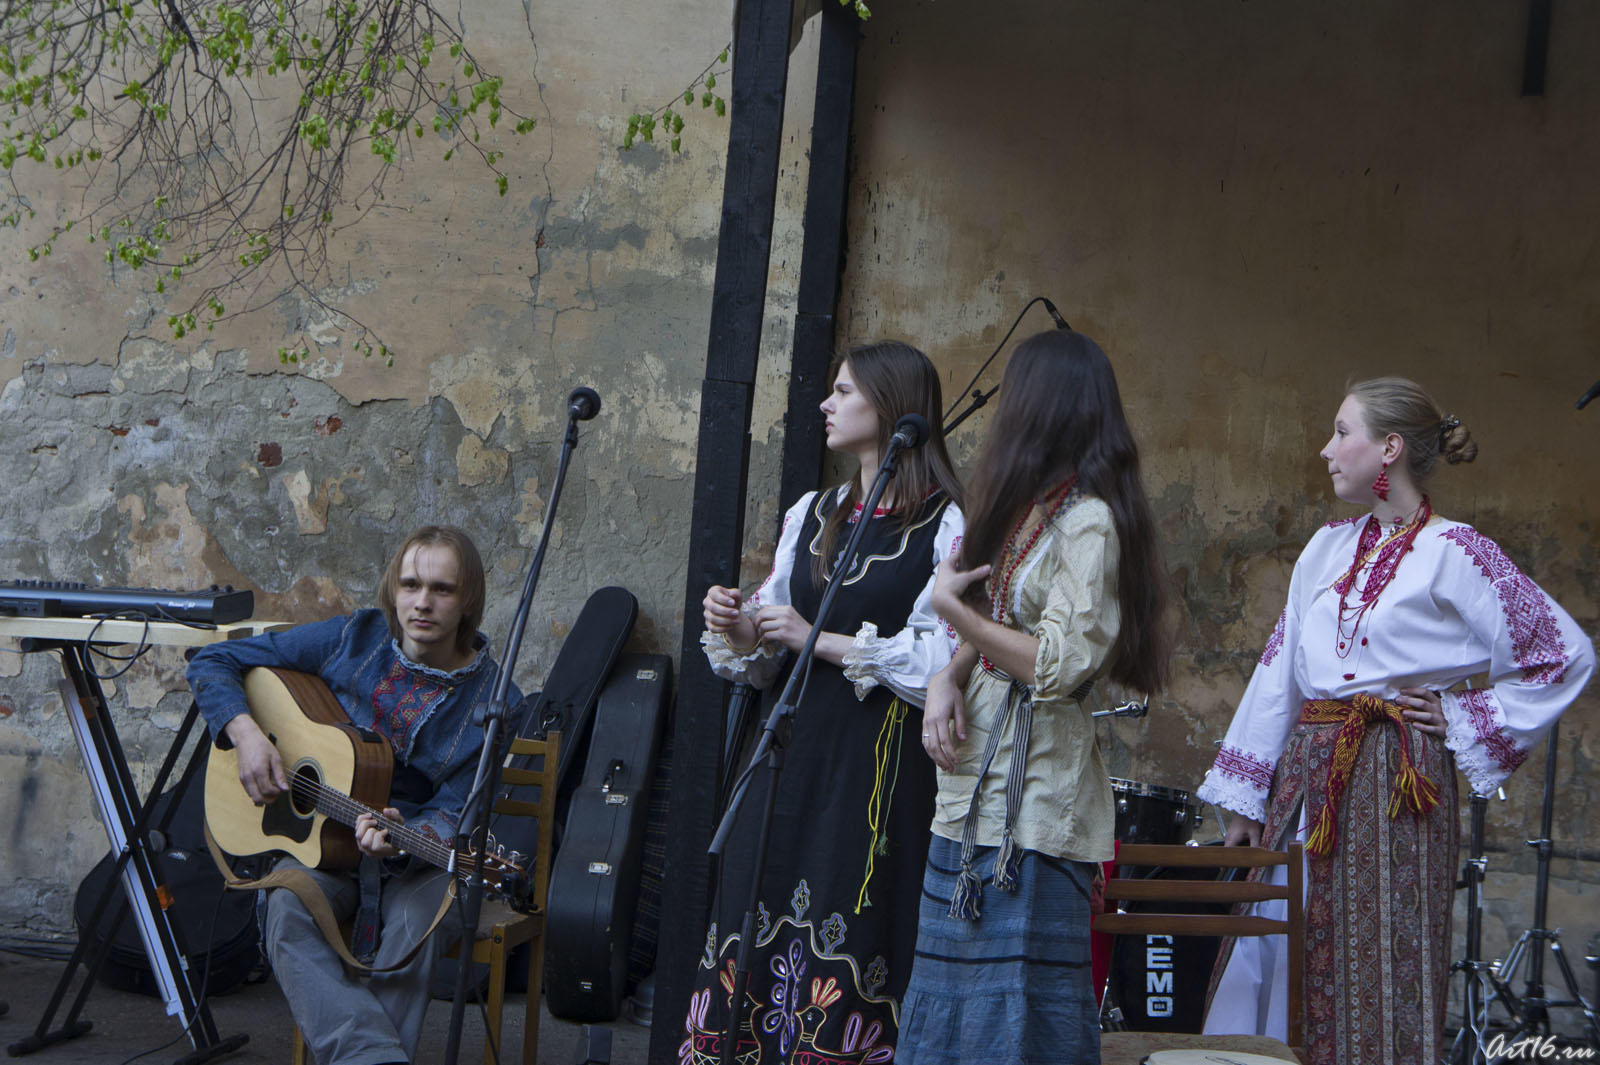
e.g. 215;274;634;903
282;774;516;878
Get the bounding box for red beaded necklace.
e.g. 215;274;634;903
1333;495;1431;664
980;477;1079;672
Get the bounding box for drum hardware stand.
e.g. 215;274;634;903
1447;790;1502;1065
1459;725;1600;1062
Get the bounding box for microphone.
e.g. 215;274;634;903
567;386;601;421
889;413;930;451
1041;298;1071;331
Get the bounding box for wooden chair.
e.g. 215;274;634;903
292;731;560;1065
1093;842;1306;1065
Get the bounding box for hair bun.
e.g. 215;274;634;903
1439;415;1478;465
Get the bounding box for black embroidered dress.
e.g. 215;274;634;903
681;487;963;1065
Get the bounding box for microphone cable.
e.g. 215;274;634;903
941;296;1070;428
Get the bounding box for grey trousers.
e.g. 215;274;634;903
263;859;459;1065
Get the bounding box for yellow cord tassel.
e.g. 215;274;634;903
1387;763;1441;819
856;699;907;914
1305;803;1338;858
1300;694;1441;860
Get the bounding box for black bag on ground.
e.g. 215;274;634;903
72;777;260;998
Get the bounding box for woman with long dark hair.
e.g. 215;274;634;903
897;329;1170;1065
681;341;965;1065
1197;377;1593;1064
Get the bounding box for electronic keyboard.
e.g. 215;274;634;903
0;580;254;625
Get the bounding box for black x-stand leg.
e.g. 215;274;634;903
6;638;247;1064
1468;726;1600;1062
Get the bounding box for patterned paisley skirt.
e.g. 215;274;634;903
1206;716;1459;1065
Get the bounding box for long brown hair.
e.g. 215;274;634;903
811;340;965;586
378;525;487;655
961;330;1169;695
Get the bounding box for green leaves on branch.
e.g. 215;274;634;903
1;0;540;359
279;336;389;368
622;44;728;154
619;0;867;159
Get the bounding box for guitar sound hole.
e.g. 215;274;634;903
290;765;320;816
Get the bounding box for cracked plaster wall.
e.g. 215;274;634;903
833;0;1600;1031
7;0;1597;1034
0;2;821;935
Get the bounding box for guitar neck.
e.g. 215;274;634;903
301;782;468;876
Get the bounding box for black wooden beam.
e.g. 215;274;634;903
1522;0;1552;97
780;1;862;512
650;0;796;1060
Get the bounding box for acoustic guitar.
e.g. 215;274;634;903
204;667;525;897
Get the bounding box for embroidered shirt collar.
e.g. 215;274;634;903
387;633;491;681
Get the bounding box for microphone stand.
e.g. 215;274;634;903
708;422;922;1065
442;388;600;1065
1091;698;1148;720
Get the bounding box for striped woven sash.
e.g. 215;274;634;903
1299;693;1441;858
947;663;1095;919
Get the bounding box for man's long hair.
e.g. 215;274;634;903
378;525;486;655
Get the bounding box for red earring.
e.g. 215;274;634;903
1372;461;1391;501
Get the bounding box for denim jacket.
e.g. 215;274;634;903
187;608;523;844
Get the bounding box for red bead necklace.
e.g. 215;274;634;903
1333;495;1432;665
980;477;1079;673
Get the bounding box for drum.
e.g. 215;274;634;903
1103;845;1232;1033
1110;777;1202;844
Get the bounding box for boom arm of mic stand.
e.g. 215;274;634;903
707;436;910;1065
942;387;996;436
442;412;587;1065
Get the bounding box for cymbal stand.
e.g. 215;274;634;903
1477;725;1600;1060
1447;790;1499;1065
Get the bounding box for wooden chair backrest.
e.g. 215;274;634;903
492;731;561;916
1093;842;1305;1048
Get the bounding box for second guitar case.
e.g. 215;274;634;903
543;652;672;1021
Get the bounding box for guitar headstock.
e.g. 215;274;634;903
456;836;534;910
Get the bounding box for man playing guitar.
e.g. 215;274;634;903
188;525;522;1065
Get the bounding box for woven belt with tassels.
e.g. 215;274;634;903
1298;694;1441;858
947;665;1095;920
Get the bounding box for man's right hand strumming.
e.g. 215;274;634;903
225;714;290;805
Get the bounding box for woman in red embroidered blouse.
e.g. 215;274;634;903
1197;377;1595;1065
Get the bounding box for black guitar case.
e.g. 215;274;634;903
544;652;672;1022
73;773;261;997
500;585;639;853
432;584;637;999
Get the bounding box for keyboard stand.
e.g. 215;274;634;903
1;618;283;1063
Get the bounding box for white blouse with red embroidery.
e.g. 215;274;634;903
701;486;965;708
1198;515;1595;822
